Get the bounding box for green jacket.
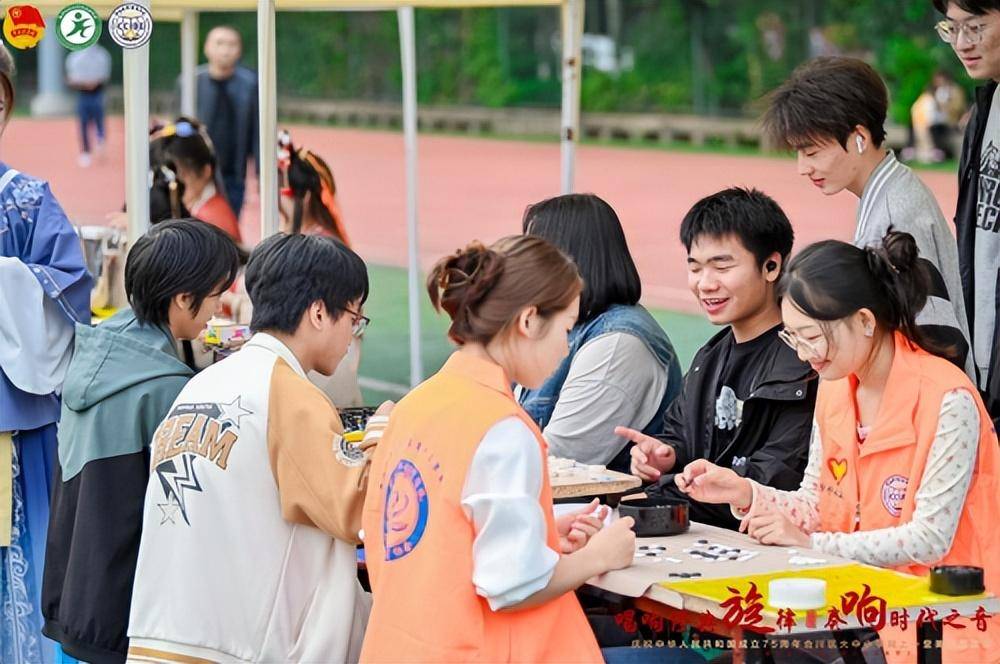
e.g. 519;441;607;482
42;308;194;662
58;308;193;480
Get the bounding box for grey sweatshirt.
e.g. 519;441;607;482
854;151;974;379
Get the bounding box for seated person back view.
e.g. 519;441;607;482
519;193;682;472
619;188;816;530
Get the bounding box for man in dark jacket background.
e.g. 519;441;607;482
179;25;259;219
617;188;816;530
933;0;1000;425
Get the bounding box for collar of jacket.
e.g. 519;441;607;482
696;326;816;402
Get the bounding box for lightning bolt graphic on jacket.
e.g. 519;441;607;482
156;454;203;526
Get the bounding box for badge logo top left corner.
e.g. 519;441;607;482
56;3;103;51
3;5;46;50
108;2;153;50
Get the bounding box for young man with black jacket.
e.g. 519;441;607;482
933;0;1000;424
617;188;816;530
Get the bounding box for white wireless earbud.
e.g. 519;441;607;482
865;326;874;338
856;135;865;154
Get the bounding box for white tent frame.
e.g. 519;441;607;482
36;0;584;388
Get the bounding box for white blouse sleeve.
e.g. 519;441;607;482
461;416;560;611
809;389;979;567
0;256;76;395
731;419;823;531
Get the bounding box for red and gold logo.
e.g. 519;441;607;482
3;5;46;50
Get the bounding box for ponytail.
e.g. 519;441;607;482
780;229;958;363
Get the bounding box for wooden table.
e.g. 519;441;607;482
587;521;999;664
549;465;641;501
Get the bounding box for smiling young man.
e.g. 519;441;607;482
934;0;1000;424
762;56;973;378
617;188;816;530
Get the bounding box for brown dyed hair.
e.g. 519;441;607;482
0;43;15;125
762;57;888;150
427;235;582;346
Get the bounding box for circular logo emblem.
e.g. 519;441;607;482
108;2;152;49
881;474;909;518
3;5;46;50
56;4;101;50
383;459;429;561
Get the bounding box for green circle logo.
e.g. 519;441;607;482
56;3;102;50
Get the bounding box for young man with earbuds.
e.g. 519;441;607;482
763;56;973;376
619;188;817;530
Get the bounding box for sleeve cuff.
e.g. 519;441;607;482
480;547;559;611
730;479;760;520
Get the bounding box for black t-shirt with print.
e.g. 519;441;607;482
710;324;783;460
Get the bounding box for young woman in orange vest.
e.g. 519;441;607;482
360;236;637;663
674;231;1000;663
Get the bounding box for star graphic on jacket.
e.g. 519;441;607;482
217;396;253;431
157;501;181;525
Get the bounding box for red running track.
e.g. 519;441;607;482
4;117;959;314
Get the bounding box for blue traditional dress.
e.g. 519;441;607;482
0;164;91;664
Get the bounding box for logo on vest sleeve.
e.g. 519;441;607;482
881;474;909;518
383;459;429;561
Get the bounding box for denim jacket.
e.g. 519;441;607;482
519;304;682;470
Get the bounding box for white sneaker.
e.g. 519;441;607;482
78;153;92;168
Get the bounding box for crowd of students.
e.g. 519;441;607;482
4;1;1000;663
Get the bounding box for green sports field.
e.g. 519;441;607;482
358;264;716;405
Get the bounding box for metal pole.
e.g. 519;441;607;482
123;0;151;241
560;0;584;194
398;5;423;387
180;11;199;117
30;17;73;116
258;0;279;239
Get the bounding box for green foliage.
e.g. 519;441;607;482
122;1;978;122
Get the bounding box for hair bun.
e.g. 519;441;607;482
881;229;920;274
438;242;505;306
427;242;505;321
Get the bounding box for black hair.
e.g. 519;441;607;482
149;163;190;224
779;230;957;363
0;43;13;124
679;187;794;268
523;193;640;323
762;57;888;150
933;0;1000;14
285;144;343;239
125;219;240;328
245;233;369;334
151;116;217;179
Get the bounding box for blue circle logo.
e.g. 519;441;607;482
383;459;429;561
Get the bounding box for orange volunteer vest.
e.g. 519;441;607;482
815;333;1000;663
360;351;602;663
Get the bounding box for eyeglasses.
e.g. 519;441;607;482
777;328;822;359
936;18;990;44
341;306;371;338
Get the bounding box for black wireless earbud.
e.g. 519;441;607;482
766;260;778;272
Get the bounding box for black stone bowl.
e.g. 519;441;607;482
930;565;985;596
340;406;378;433
618;497;690;536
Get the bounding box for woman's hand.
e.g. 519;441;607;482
742;511;811;547
675;459;752;508
556;498;609;554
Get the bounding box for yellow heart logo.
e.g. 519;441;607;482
828;458;848;483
